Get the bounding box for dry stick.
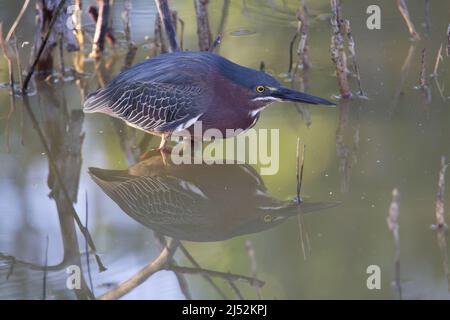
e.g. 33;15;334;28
344;19;365;96
85;191;94;295
433;157;450;291
209;34;222;53
166;265;265;288
259;61;265;72
42;235;49;300
0;23;15;95
419;48;427;88
431;44;443;77
22;0;66;93
88;6;116;47
397;0;421;41
447;23;450;57
434;156;448;229
177;17;185;50
387;188;402;300
179;244;228;299
151;233;193;301
98;239;178;300
89;0;110;59
58;33;65;78
436;227;450;292
122;0;132;44
0;24;16;153
330;0;351;98
5;0;31;42
11;34;23;91
22;96;106;272
155;0;179;52
154;12;166;53
296;0;310;70
296;139;310;260
194;0;212;51
392;45;416;111
74;0;84;46
417;48;431;103
423;0;430;35
245;240;261;299
288;33;298;76
216;0;230;39
227;280;244;300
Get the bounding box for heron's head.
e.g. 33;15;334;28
247;70;335;107
216;55;335;108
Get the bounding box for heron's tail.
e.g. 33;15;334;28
83;88;113;114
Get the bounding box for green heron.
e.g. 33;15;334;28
84;51;334;150
89;155;338;241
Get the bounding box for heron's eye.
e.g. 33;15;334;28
263;214;273;223
256;86;265;93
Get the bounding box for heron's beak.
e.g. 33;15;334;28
271;87;335;106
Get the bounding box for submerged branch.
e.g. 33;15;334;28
98;239;178;300
397;0;421;41
22;0;67;93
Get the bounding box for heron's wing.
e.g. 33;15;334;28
89;167;207;226
84;81;204;133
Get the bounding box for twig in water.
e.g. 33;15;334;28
296;0;310;70
177;17;185;50
447;24;450;56
397;0;421;41
330;0;351;99
42;235;49;300
85;191;94;295
287;33;298;76
166;265;265;288
419;48;427;88
74;0;84;46
423;0;430;35
0;23;15;95
433;156;448;229
89;1;111;59
194;0;212;51
296;138;306;203
121;0;132;44
245;240;261;299
179;244;228;299
98;238;179;300
155;0;179;52
22;96;106;272
295;139;310;260
416;48;431;103
22;0;67;93
5;0;31;42
227;280;244;300
343;19;365;97
11;34;23;91
217;0;230;41
391;45;416;111
436;228;450;292
259;61;265;72
387;188;402;300
431;44;443;77
209;34;222;53
0;24;16;153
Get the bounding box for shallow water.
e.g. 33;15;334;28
0;0;450;299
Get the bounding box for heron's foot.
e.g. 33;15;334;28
139;146;172;164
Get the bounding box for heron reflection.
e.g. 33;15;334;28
89;155;338;242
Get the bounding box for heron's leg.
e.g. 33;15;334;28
139;133;172;163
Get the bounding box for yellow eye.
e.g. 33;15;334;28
256;86;265;93
263;214;273;223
